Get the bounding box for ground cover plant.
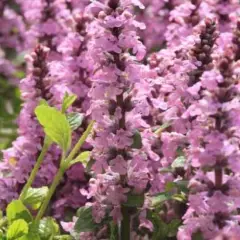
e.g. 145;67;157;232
1;0;240;239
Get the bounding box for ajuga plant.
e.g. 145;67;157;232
2;0;240;240
0;96;94;240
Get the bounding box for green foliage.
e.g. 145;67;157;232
123;194;144;207
147;211;181;240
38;217;60;240
110;222;118;240
0;77;21;153
171;156;186;169
53;236;72;240
69;151;91;167
75;207;97;233
18;222;41;240
22;187;49;210
151;180;188;207
62;93;77;113
154;122;171;135
35;105;72;152
0;100;92;240
7;219;28;240
192;231;204;240
7;200;32;223
67;112;84;131
131;130;142;149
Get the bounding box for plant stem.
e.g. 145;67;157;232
121;206;130;240
215;165;222;189
35;168;64;221
67;120;94;161
35;121;94;221
20;137;51;200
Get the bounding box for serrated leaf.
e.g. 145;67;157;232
35;105;72;152
62;93;77;113
7;219;28;240
123;194;144;207
70;151;91;167
22;187;48;210
19;222;40;240
7;200;32;223
75;207;97;233
171;156;185;169
67;113;84;130
38;217;60;240
131;130;142;149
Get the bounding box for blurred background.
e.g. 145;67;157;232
0;0;25;157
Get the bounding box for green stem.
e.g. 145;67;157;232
20;137;51;200
35;168;64;221
67;120;94;162
35;121;94;221
121;206;131;240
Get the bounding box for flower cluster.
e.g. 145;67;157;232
178;19;240;239
86;0;150;226
0;3;92;217
0;0;26;83
1;0;240;239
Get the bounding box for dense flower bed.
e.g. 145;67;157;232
1;0;240;239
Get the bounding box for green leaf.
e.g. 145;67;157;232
172;192;187;202
13;70;25;79
19;222;40;240
123;194;144;207
131;130;142;149
7;219;28;240
35;105;72;152
110;222;118;240
159;167;173;173
85;158;95;172
171;156;185;169
22;187;49;210
67;113;84;131
0;229;5;239
165;180;189;193
53;236;72;240
176;180;189;193
151;193;170;207
75;207;97;233
165;182;176;192
192;231;204;240
39;99;48;106
7;200;32;223
0;217;7;228
62;93;77;113
154;122;171;135
38;217;60;240
147;211;168;240
167;219;181;237
70;151;91;167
